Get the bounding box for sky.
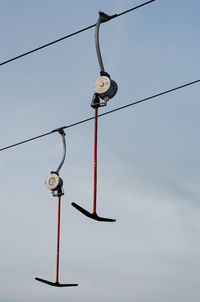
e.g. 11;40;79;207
0;0;200;301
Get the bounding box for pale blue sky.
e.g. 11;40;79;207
0;0;200;301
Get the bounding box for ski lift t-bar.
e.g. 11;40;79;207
72;12;117;222
36;130;78;287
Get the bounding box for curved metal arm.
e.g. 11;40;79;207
95;11;113;74
95;13;105;73
95;11;114;75
55;130;66;174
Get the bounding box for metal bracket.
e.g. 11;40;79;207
91;93;107;108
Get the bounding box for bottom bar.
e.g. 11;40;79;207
35;277;78;287
71;202;116;222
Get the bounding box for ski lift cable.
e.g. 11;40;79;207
0;0;156;67
0;78;199;153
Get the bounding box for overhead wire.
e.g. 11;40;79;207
0;0;156;67
0;78;199;152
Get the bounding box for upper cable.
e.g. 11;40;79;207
0;0;156;67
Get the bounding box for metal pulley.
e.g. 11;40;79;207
93;75;117;102
45;172;63;194
91;11;118;108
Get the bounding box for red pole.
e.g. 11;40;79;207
93;107;98;213
56;196;61;283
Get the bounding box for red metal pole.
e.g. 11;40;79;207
93;107;98;213
56;196;61;283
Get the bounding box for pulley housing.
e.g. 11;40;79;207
45;172;63;192
93;75;118;102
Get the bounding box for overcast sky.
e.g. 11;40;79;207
0;0;200;301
